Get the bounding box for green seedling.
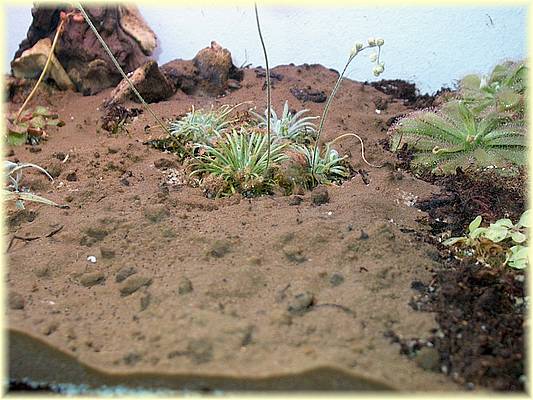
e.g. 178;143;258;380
444;210;530;269
251;101;318;143
191;128;288;197
6;106;65;146
4;160;61;209
390;100;526;175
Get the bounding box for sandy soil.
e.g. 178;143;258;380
6;64;463;391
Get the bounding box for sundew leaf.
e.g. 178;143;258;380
443;236;466;246
507;245;528;269
492;218;514;228
484;225;509;242
468;215;482;233
518;210;531;228
511;231;527;244
7;131;28;146
33;106;52;117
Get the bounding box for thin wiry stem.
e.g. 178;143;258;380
328;133;384;168
77;3;170;136
16;18;66;122
254;3;271;173
312;46;369;180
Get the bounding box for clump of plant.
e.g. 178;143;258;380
4;161;62;209
282;144;350;190
251;100;319;143
443;210;529;269
6;106;65;146
459;61;526;117
149;104;243;159
148;5;386;198
191;128;288;197
389;100;526;175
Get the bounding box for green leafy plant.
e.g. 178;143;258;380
6;106;65;146
163;104;243;159
444;210;530;269
169;104;240;144
251;101;318;143
289;143;350;188
191;128;288;197
389;100;526;175
4;161;62;209
460;61;526;116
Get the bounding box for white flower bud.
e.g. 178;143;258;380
367;38;376;47
369;52;378;62
350;42;364;56
376;38;384;46
373;63;385;77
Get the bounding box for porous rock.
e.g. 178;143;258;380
105;60;175;106
11;38;75;91
13;5;156;95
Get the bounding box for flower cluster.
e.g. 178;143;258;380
351;37;385;77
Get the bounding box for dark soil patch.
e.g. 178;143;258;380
370;79;452;109
290;87;327;103
396;259;526;391
416;168;526;236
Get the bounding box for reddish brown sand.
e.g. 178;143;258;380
6;64;463;391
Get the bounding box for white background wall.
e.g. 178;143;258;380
4;5;527;93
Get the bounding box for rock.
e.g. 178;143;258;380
288;291;315;315
311;186;329;205
105;60;175;106
154;158;177;170
208;240;231;258
118;5;157;55
79;271;105;287
14;5;156;95
288;195;303;206
143;205;170;223
160;59;198;94
100;246;116;259
5;75;34;103
119;275;152;296
178;277;193;295
283;245;307;263
8;292;25;310
66;172;77;181
140;292;151;311
414;347;441;372
227;79;241;90
11;38;75;91
329;273;345;287
115;266;137;283
193;41;241;96
45;160;63;178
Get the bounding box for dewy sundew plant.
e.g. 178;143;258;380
389;100;526;175
389;61;527;176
